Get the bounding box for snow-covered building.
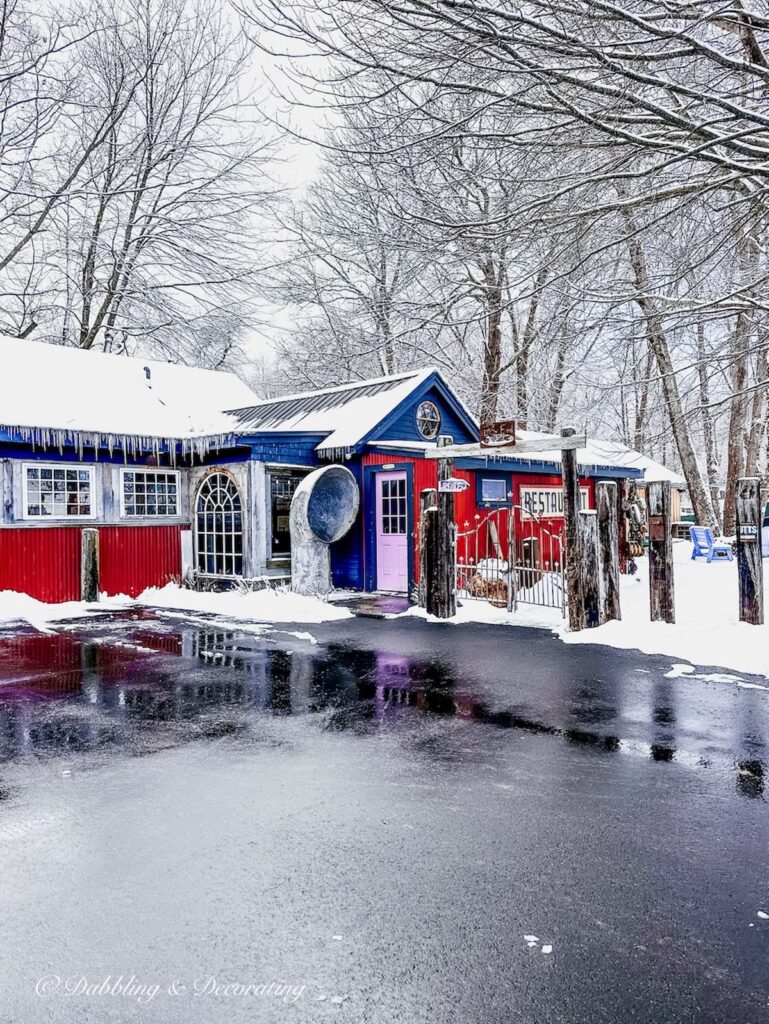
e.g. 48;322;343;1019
0;337;651;602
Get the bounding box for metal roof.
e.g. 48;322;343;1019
226;374;422;432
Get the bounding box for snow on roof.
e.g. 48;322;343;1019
371;431;682;481
514;430;685;482
226;368;437;456
0;335;258;456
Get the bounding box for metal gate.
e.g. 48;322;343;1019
455;505;566;614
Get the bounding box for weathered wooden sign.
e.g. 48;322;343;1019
438;477;470;493
480;419;517;448
520;485;589;519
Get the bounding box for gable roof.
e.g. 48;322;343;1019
0;335;258;455
226;367;477;457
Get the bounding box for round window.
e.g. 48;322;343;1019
416;400;441;439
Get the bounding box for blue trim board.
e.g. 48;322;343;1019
362;462;414;594
0;440;250;466
455;456;642;479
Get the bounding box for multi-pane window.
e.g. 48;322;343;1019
381;477;407;535
25;465;92;518
416;400;441;439
196;473;243;577
122;470;179;517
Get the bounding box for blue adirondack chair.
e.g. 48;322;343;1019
690;526;733;562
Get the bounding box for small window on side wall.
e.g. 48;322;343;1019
24;464;93;518
480;477;508;504
121;469;179;517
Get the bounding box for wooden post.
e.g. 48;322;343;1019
647;481;675;623
596;481;621;623
736;477;764;625
506;504;517;613
561;427;584;629
418;488;438;608
578;510;600;628
432;435;456;618
424;505;455;618
617;479;630;574
81;528;99;603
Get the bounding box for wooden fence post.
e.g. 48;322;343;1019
736;476;764;625
647;481;675;623
424;505;455;618
596;481;621;623
434;435;456;618
561;427;584;629
418;488;438;608
617;479;630;574
81;528;99;603
578;510;600;628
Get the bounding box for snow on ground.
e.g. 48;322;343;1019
0;591;131;632
134;584;353;623
559;540;769;677
409;540;769;679
0;583;352;633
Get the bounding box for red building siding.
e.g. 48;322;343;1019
0;524;186;602
361;452;438;584
362;453;597;586
99;525;185;597
0;528;81;603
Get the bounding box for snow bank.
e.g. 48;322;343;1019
135;584;353;624
0;583;352;632
0;591;131;631
560;541;769;677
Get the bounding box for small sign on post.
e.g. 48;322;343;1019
736;477;764;625
438;477;470;494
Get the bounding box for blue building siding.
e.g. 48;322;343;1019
241;433;326;466
370;381;477;447
330;462;364;589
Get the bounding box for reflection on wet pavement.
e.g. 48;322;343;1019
1;612;768;1024
0;611;766;800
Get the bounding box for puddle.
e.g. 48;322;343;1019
0;613;765;798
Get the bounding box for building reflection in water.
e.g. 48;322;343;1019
0;625;765;797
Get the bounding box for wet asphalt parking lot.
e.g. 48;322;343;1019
0;609;767;1024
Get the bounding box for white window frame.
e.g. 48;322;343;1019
22;462;97;521
119;467;181;519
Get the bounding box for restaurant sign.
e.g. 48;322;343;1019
520;486;589;519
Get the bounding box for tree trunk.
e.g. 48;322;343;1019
480;280;503;423
723;310;750;536
744;335;768;476
695;316;722;531
623;222;717;531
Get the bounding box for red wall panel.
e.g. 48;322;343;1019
99;525;185;598
0;524;186;603
0;527;81;603
362;452;438;583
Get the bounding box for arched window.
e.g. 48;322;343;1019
195;473;243;577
